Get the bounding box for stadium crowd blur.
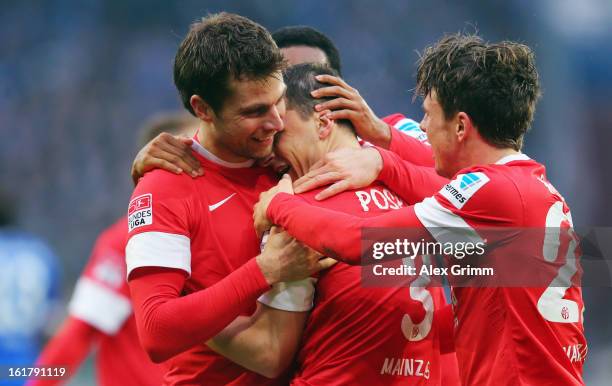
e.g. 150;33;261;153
1;0;611;384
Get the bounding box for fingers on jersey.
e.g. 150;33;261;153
152;133;202;177
295;170;344;195
314;179;353;201
316;257;337;271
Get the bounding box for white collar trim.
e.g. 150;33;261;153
495;153;531;165
191;140;254;168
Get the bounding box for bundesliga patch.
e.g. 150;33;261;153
128;194;153;232
439;172;490;209
394;118;429;144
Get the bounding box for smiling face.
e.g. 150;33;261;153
208;72;287;162
420;90;460;178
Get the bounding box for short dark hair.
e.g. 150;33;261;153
137;112;199;147
284;63;353;132
174;13;285;115
416;33;541;150
272;26;342;75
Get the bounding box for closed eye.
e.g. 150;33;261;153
242;106;269;117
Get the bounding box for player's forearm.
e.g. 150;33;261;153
268;194;426;264
267;194;363;263
377;147;447;204
129;258;270;363
358;120;393;149
28;317;100;386
207;304;307;378
388;127;435;167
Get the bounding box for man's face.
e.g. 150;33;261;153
274;108;321;175
420;90;459;178
255;46;329;173
281;46;328;67
212;72;286;161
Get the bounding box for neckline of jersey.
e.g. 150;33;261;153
495;153;531;165
190;136;255;169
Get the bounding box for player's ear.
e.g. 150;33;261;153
190;95;215;123
317;111;334;140
456;111;473;143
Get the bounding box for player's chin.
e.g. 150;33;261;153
249;142;274;160
435;163;453;179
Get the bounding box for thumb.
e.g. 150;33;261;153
278;173;294;194
315;257;338;272
269;225;281;237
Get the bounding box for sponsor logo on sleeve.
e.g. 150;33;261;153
128;194;152;232
439;172;490;209
395;118;430;145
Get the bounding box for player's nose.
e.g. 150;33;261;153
419;117;427;132
263;105;284;133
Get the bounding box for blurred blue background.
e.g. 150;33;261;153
1;0;611;384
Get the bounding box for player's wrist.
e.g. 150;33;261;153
365;147;384;179
375;146;399;181
255;252;279;286
364;119;392;149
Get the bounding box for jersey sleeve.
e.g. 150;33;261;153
125;170;195;278
376;146;447;204
413;167;523;245
128;261;270;363
382;113;434;167
68;228;131;335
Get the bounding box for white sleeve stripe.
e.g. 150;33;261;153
68;277;132;335
126;232;191;278
414;197;484;245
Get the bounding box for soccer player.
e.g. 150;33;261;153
125;13;333;385
29;112;199;386
255;34;587;385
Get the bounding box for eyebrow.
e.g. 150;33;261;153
238;86;287;115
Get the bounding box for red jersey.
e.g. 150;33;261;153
291;182;449;385
68;218;164;386
266;153;587;385
413;154;587;385
126;139;280;385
